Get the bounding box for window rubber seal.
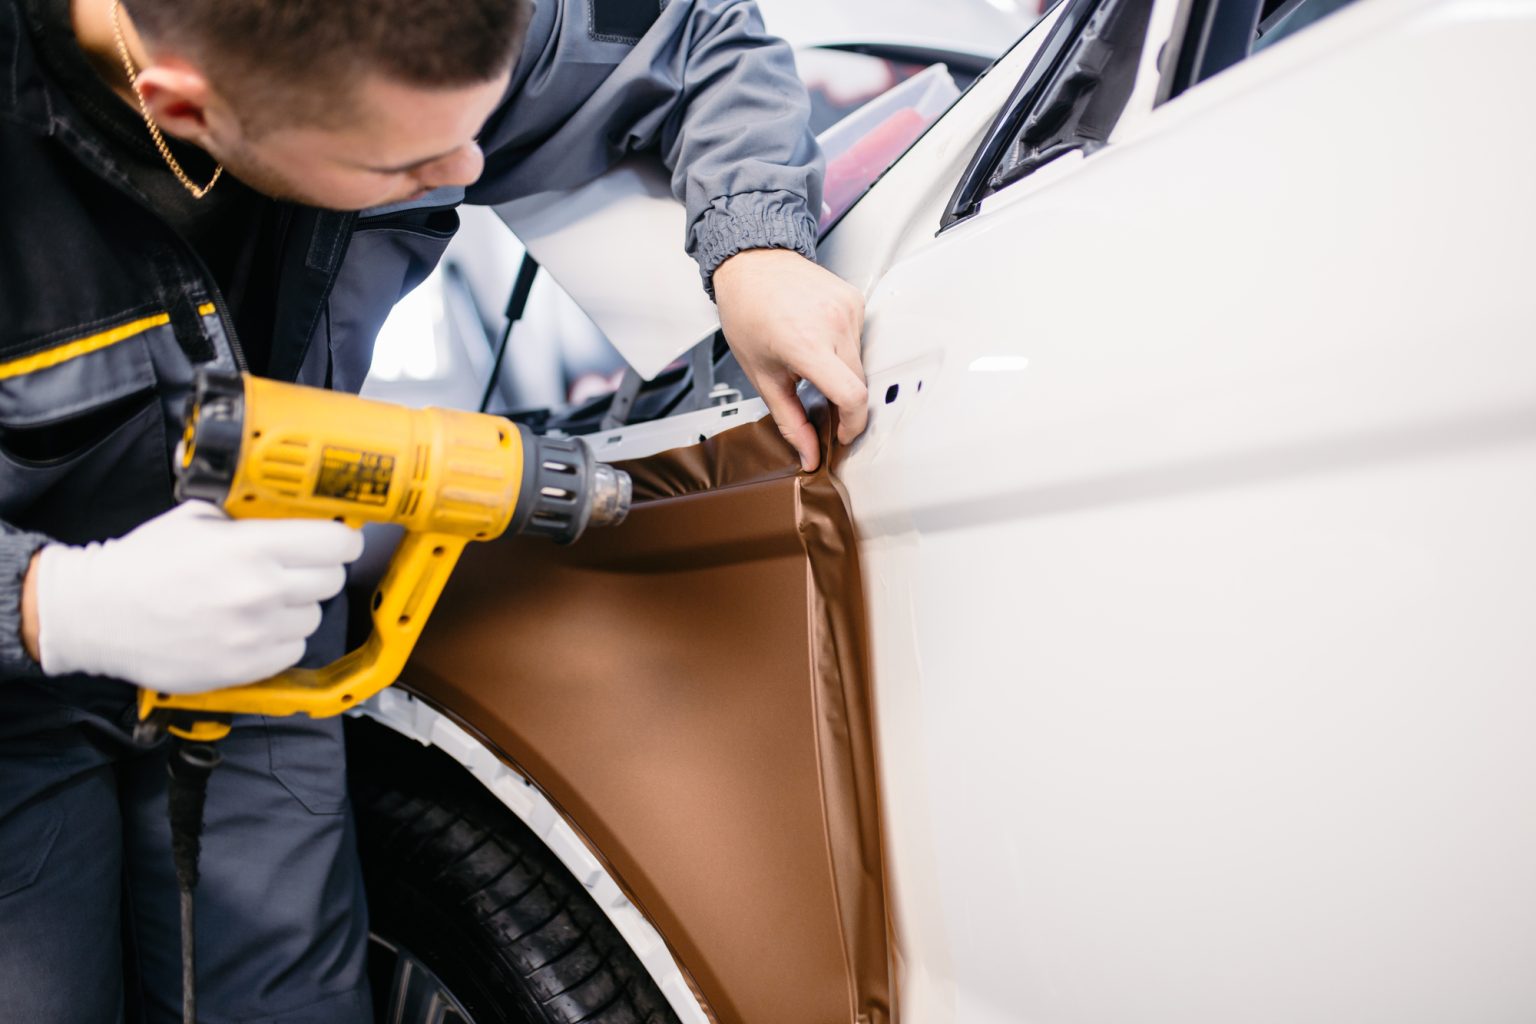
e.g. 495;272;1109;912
939;0;1104;232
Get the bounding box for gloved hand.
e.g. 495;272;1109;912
34;501;364;693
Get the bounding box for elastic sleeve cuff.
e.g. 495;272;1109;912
0;531;50;679
688;190;820;300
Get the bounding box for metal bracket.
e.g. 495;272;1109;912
600;368;645;431
689;337;717;412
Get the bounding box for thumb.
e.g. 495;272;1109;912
757;375;821;472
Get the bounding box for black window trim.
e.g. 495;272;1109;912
939;0;1116;231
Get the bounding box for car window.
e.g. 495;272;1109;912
798;49;949;134
941;0;1152;229
1158;0;1362;102
1252;0;1359;52
818;64;962;231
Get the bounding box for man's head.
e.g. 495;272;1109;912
119;0;531;209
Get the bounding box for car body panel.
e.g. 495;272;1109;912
828;0;1536;1019
401;414;889;1024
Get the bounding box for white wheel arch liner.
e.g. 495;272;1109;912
352;688;710;1024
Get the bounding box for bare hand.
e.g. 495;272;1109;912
20;551;40;662
712;249;868;472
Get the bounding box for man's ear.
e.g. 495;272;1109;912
133;63;218;146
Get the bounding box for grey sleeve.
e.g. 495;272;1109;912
466;0;823;297
0;524;49;678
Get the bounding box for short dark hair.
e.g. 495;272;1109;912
127;0;531;127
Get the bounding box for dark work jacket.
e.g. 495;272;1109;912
0;0;823;679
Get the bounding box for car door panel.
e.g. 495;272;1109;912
835;0;1536;1020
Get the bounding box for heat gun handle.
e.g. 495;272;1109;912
138;531;468;724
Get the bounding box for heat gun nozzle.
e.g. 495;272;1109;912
588;464;632;528
513;431;633;543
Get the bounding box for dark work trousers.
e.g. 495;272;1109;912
0;673;373;1023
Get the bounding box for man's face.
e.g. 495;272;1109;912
206;71;511;211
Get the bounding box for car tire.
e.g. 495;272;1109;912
347;717;681;1024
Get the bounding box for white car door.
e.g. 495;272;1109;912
830;0;1536;1020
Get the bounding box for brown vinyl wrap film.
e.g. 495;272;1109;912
400;411;891;1024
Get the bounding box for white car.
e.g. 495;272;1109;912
348;0;1536;1022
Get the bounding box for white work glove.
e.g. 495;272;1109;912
35;501;364;693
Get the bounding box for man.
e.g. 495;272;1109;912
0;0;866;1020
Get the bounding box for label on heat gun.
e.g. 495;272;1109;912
315;446;394;505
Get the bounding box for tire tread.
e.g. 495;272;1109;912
350;721;680;1024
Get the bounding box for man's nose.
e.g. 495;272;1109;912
415;142;485;190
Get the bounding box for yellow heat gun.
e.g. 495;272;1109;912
137;369;631;743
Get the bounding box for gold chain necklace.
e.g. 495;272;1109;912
109;0;222;199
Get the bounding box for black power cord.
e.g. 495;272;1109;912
166;740;223;1024
478;252;541;414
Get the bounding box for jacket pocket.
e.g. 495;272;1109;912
0;316;173;542
0;310;161;426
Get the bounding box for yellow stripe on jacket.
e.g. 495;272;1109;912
0;303;219;380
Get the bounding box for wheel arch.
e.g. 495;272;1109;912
347;689;711;1024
